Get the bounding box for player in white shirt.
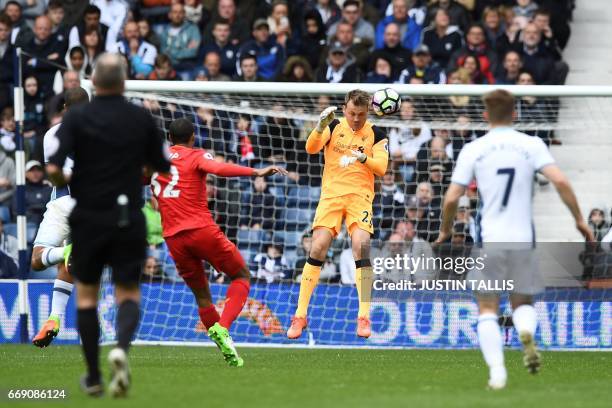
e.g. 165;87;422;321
437;90;594;390
31;88;89;348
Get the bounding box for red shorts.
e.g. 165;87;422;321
165;225;245;289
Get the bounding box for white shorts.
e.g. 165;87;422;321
33;196;76;248
468;246;543;296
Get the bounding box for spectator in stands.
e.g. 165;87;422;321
0;144;15;205
368;22;411;76
443;68;482;119
521;22;566;85
142;192;164;250
142;256;163;282
52;46;86;95
389;99;431;184
588;208;610;243
397;44;446;84
326;20;371;72
111;21;157;79
496;8;521;57
460;54;492;84
234;53;265;82
238;18;286;81
311;0;341;29
22;75;45;154
533;8;562;60
296;231;337;283
374;170;405;231
448;23;497;83
240;176;276;230
91;0;127;52
327;0;375;44
2;0;44;27
197;51;231;81
421;8;463;70
266;0;295;53
258;103;299;163
278;56;314;82
415;181;441;241
404;196;430;241
160;3;201;78
201;18;238;77
294;231;312;277
300;10;327;71
315;41;362;83
365;55;394;83
148;53;178;80
481;5;504;51
513;0;538;22
184;0;206;27
137;18;161;51
495;50;522;84
415;135;453;186
204;0;249;46
0;107;15;153
2;1;32;46
454;195;476;240
375;0;425;51
22;15;66;96
46;0;68;48
253;243;290;283
427;0;470;32
515;70;551;144
234;113;256;164
0;218;18;277
46;69;80;119
68;5;109;52
82;27;105;75
0;15;14;112
13;160;50;225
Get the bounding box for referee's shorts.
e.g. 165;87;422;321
69;207;147;285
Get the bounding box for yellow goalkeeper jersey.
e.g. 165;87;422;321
306;117;389;202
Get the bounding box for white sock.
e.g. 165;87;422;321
477;313;506;375
513;304;537;336
50;279;73;319
41;247;65;267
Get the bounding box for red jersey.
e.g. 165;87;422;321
151;145;255;238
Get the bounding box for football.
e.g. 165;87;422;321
371;88;402;116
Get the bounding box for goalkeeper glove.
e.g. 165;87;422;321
339;150;367;168
316;106;337;133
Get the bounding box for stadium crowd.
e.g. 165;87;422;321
0;0;609;283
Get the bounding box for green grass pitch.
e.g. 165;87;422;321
0;345;610;407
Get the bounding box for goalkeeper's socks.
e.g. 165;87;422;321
77;307;101;383
51;279;74;320
219;278;250;329
199;305;220;330
477;312;505;372
512;304;537;336
295;258;322;318
116;299;140;352
355;260;373;319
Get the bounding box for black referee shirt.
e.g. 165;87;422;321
48;95;170;211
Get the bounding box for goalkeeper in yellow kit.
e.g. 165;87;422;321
287;89;389;339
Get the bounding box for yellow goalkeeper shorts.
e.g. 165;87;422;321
312;194;373;237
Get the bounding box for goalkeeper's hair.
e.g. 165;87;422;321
64;87;89;108
344;89;370;107
483;89;515;124
169;118;194;144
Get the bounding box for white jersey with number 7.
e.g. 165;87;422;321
451;127;555;243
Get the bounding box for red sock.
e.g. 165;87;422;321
219;278;250;329
198;305;220;330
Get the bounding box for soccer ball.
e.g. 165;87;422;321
371;88;402;116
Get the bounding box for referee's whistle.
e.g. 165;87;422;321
117;194;129;228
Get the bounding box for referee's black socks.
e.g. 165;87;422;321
117;299;140;352
77;307;100;383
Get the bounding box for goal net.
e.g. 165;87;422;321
92;82;611;349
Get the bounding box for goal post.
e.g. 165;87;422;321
30;81;612;349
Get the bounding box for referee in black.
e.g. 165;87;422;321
46;53;171;398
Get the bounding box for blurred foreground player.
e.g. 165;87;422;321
152;118;287;367
31;87;89;348
47;53;171;397
437;89;594;390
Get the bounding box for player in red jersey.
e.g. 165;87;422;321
152;118;287;366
